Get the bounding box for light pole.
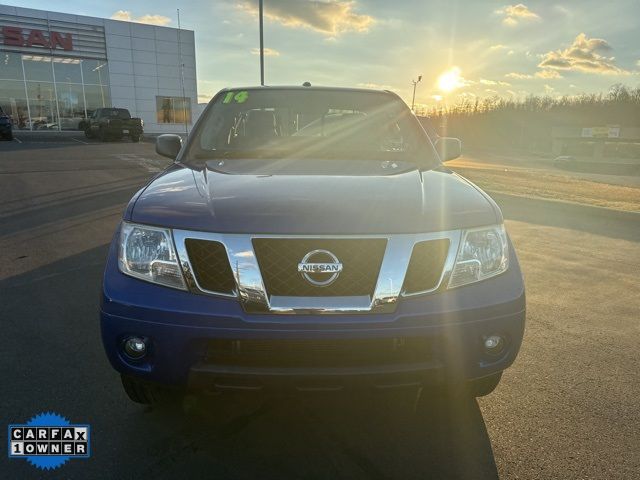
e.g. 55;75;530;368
177;8;189;137
259;0;264;85
411;75;422;112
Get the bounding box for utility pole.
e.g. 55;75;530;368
259;0;265;85
411;75;422;112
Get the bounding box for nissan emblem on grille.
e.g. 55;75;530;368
297;249;343;286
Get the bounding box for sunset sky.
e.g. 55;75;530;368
14;0;640;109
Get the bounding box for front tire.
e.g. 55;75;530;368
120;375;184;405
130;134;140;143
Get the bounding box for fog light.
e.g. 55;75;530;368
483;335;506;356
123;337;147;359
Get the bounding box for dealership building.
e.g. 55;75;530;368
0;4;197;133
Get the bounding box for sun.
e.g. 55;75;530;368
437;67;463;92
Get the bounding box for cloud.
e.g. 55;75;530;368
356;82;394;90
136;15;171;26
554;5;571;17
535;69;562;79
488;44;515;56
538;33;629;75
237;0;375;36
505;70;563;80
111;10;132;21
110;10;171;26
251;47;280;56
505;72;533;79
496;4;540;26
480;78;511;86
544;84;555;94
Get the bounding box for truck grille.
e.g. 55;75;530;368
402;239;450;294
204;337;433;368
185;239;236;294
252;238;387;297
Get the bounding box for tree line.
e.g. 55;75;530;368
420;84;640;152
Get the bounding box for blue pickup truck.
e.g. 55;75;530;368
100;86;525;404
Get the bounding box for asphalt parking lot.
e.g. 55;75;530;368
1;134;639;479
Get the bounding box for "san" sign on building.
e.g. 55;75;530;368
2;26;73;51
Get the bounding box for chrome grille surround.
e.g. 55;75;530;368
172;230;462;314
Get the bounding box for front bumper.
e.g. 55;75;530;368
101;237;525;391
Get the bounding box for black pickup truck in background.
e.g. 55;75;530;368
0;107;13;141
81;108;143;142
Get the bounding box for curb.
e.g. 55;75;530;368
487;191;640;223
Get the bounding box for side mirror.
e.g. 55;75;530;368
435;137;462;162
156;134;183;160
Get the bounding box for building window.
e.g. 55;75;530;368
0;51;110;131
157;96;191;124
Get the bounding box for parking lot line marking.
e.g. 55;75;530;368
13;137;22;144
72;138;88;145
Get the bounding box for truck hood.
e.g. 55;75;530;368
129;164;500;234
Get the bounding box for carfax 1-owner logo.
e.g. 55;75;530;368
8;412;90;470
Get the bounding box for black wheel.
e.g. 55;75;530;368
120;375;183;405
98;127;107;142
130;134;140;143
467;372;502;397
84;128;93;139
7;132;13;141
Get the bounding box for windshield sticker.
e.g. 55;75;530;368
222;91;249;104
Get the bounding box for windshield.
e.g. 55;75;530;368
185;88;436;164
104;109;131;120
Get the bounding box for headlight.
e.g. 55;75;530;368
448;224;509;288
118;222;186;290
